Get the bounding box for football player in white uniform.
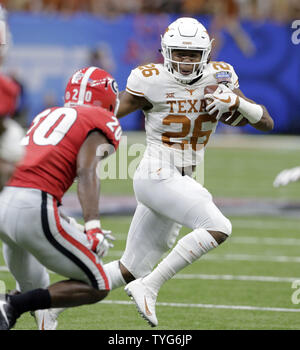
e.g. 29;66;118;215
103;17;274;327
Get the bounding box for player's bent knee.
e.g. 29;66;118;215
215;217;232;237
208;230;228;245
207;215;232;244
225;218;232;236
92;288;109;303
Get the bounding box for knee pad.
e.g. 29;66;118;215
217;217;232;236
206;215;232;237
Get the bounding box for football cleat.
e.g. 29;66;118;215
32;309;59;330
124;278;158;327
0;294;18;330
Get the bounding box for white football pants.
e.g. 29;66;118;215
0;187;110;291
121;157;232;278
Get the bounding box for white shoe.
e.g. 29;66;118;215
0;294;17;330
124;278;158;327
32;309;58;330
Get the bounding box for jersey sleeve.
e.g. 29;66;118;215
126;68;146;97
211;61;239;90
76;106;122;152
99;114;122;151
229;64;239;90
91;108;122;151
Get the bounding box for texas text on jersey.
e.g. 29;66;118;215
126;61;239;167
8;105;121;202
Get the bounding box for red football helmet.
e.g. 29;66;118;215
64;67;119;114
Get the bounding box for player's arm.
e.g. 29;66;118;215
76;130;115;257
207;63;273;131
116;90;152;118
76;131;113;222
233;88;274;132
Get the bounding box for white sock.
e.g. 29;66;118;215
104;260;126;290
50;308;66;317
143;229;218;294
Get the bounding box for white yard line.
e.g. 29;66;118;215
229;237;300;246
2;250;296;266
203;253;300;263
174;274;298;283
113;233;300;246
101;300;300;313
1;266;298;283
231;220;300;230
104;250;300;263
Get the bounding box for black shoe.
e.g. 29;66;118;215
7;289;21;296
0;294;18;330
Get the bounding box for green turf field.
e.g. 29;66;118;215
1;134;300;330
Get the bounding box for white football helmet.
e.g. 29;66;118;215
161;17;213;84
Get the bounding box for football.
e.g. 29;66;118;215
204;85;248;127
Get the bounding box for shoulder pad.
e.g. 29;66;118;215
126;63;163;97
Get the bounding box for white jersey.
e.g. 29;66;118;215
126;61;239;167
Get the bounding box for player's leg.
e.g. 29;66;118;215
104;201;182;289
135;167;231;234
125;165;231;326
0;279;110;330
1;241;59;330
2;242;50;292
0;188;56;329
31;215;84;330
0;188;110;329
0;187;50;294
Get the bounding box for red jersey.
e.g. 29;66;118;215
8;105;122;202
0;74;20;117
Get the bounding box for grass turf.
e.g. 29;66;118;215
0;136;300;330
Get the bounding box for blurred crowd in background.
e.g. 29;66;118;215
2;0;300;23
1;0;299;133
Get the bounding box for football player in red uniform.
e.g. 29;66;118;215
0;67;122;330
0;5;25;189
0;73;24;190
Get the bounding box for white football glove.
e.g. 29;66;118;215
84;220;115;258
204;84;240;121
273;167;300;187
